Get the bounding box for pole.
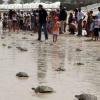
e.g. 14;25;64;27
97;0;99;6
76;0;80;8
22;1;23;10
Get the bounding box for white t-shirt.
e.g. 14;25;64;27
77;11;85;22
97;12;100;19
12;16;17;21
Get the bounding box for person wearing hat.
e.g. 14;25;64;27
37;4;48;41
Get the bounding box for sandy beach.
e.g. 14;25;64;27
0;31;100;100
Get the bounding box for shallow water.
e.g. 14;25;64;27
0;31;100;100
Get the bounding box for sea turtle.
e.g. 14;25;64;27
22;37;28;39
8;46;12;48
2;43;6;46
16;72;29;77
1;37;5;39
76;48;82;52
96;57;100;61
31;42;35;44
30;34;34;36
55;67;66;71
75;93;97;100
16;47;28;52
76;62;84;66
32;86;54;93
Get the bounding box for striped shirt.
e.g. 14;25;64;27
94;18;100;28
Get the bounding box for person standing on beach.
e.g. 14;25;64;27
97;7;100;19
59;5;67;34
77;8;85;36
87;11;93;36
37;4;48;42
52;12;59;43
0;13;3;34
97;7;100;36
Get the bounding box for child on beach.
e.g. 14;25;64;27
93;16;100;41
52;14;59;43
0;14;3;34
47;11;54;34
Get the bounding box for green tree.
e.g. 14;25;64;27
8;0;15;4
21;0;34;3
0;0;3;4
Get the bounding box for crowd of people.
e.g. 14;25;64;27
0;5;100;42
0;5;67;42
68;7;100;41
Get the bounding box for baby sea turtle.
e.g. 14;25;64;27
16;47;28;52
76;48;82;52
1;37;5;39
2;43;6;47
32;86;54;93
55;67;66;71
30;34;34;36
16;72;29;77
76;62;84;66
31;42;35;44
75;93;97;100
8;46;12;49
96;57;100;61
22;37;28;39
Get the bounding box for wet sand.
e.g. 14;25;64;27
0;31;100;100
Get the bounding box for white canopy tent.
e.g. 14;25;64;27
0;2;60;10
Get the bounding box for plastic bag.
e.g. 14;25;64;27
82;29;87;36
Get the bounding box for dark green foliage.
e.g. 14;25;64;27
21;0;34;3
0;0;100;4
0;0;3;4
9;0;15;4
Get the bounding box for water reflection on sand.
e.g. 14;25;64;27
0;32;100;100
